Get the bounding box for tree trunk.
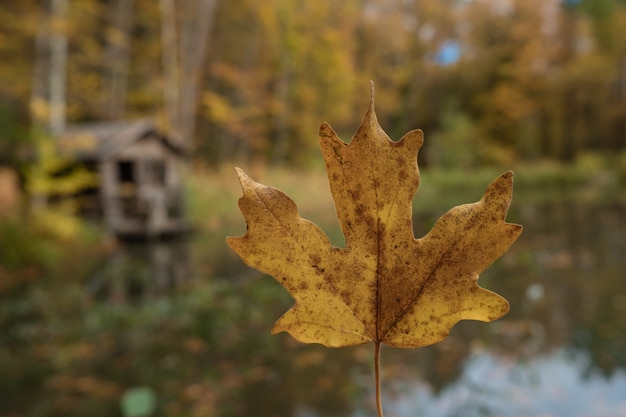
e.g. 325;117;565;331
29;0;50;130
179;0;218;146
270;2;293;165
159;0;180;133
48;0;68;136
102;0;134;119
159;0;218;147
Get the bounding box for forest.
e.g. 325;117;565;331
1;0;626;170
1;1;626;417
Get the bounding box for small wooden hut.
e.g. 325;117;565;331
58;119;187;237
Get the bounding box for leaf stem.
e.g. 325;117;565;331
375;340;384;417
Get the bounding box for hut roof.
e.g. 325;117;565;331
57;119;186;161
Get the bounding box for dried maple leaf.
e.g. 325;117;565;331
227;86;522;351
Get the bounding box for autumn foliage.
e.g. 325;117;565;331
228;85;522;350
2;0;626;168
228;84;522;414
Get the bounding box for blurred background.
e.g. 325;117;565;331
1;0;625;416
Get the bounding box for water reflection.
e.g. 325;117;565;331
383;349;626;417
5;196;622;417
88;239;190;302
223;196;626;417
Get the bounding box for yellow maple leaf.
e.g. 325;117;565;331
227;85;522;350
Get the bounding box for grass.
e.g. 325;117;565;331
185;155;624;242
0;205;111;293
185;163;339;235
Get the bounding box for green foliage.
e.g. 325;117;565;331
614;150;626;185
0;216;52;270
0;264;294;417
0;101;32;167
427;106;483;169
0;206;104;295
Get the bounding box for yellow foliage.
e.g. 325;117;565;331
26;138;97;198
31;206;85;242
29;97;50;123
202;91;236;125
227;85;522;348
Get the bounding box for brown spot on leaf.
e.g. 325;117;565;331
227;86;522;350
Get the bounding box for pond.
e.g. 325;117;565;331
1;192;625;417
209;195;626;417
